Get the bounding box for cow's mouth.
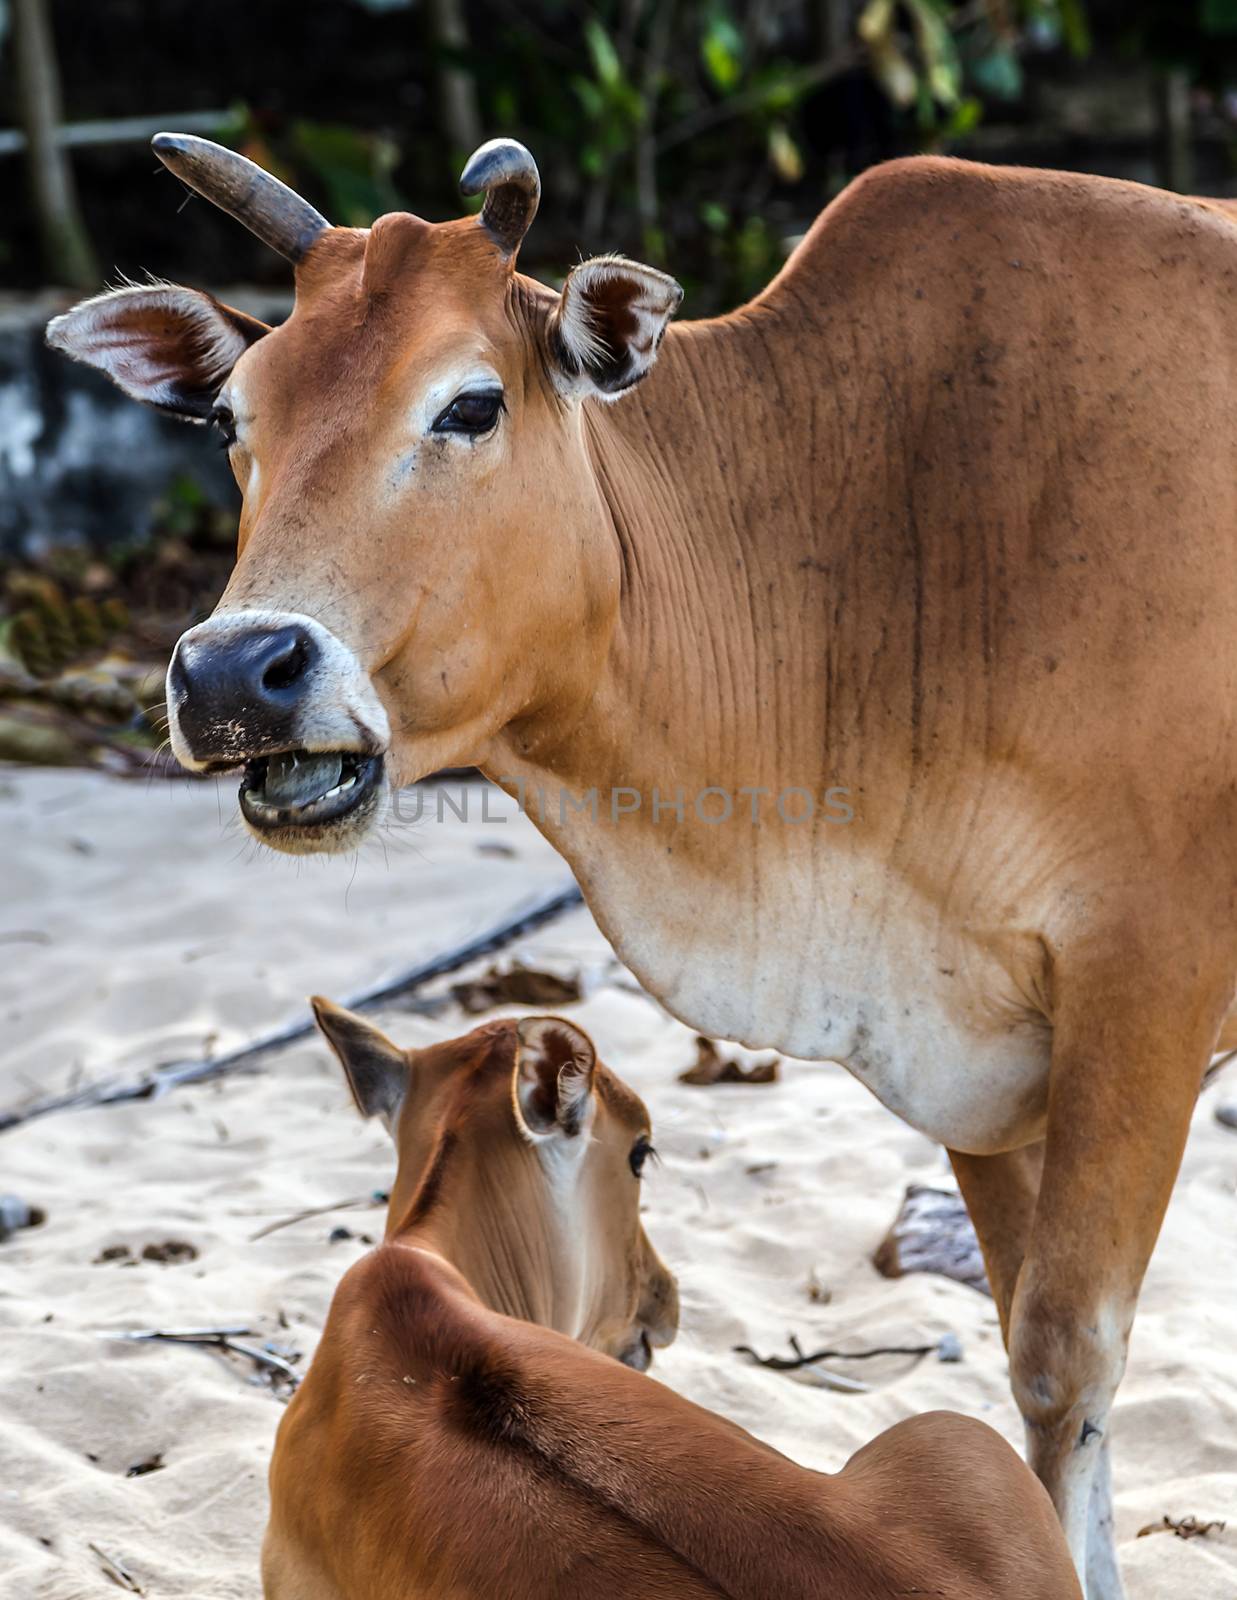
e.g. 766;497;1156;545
238;749;385;848
618;1330;654;1372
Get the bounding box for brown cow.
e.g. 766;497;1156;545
46;134;1237;1597
265;1002;1080;1600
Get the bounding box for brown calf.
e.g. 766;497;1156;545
263;1005;1081;1600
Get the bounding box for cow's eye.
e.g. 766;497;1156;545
433;389;504;436
629;1135;656;1179
209;403;237;449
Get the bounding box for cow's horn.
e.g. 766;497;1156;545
459;138;540;257
152;132;330;263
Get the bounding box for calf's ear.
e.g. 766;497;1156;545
45;283;268;421
311;997;409;1132
514;1016;597;1137
549;255;682;400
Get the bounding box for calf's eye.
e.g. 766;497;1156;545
209;402;237;449
629;1135;656;1179
433;390;504;436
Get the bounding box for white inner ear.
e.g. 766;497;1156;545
514;1018;597;1139
45;283;252;407
555;254;682;397
515;1069;596;1148
554;1061;593;1129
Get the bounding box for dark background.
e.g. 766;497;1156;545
4;1;1237;312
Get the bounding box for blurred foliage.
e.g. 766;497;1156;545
0;469;239;765
2;471;235;661
5;1;1237;309
1118;1;1237;78
241;115;404;228
8;585;128;680
340;0;1102;305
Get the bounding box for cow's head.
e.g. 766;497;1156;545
47;135;681;852
312;1001;679;1369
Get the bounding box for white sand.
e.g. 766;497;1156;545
0;767;1234;1599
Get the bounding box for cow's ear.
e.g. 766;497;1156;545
513;1017;597;1137
311;997;409;1133
45;284;268;421
549;255;682;400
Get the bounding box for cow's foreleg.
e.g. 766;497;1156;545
948;1142;1043;1340
1004;954;1226;1600
952;1142;1122;1596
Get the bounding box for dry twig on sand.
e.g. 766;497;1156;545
88;1542;142;1593
102;1325;301;1389
248;1190;389;1242
735;1330;962;1393
0;881;584;1133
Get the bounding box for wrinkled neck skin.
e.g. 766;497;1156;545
386;1144;593;1340
478;180;1177;1156
479;208;1089;1160
484;258;918;1073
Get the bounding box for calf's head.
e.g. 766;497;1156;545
46;135;681;853
312;1000;679;1370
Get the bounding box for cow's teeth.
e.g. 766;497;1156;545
263;751;343;807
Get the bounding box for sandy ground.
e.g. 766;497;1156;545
0;766;1234;1600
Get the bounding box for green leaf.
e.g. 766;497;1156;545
642;225;668;264
906;0;961;107
945;95;983;136
748;62;801;116
585;19;623;89
701;9;744;93
572;76;604;120
289;120;403;228
1057;0;1092;56
858;0;896;47
868;34;919;107
915;72;937;130
970;44;1023;100
767;122;804;183
1020;0;1091;55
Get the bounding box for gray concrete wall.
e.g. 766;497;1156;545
0;290;290;559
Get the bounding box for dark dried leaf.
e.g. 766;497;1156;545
678;1036;780;1086
1136;1515;1226;1541
450;962;581;1015
140;1240;198;1265
93;1244;132;1265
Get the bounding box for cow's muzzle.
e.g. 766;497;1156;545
166;609;391;854
169;619;318;761
617;1252;680;1370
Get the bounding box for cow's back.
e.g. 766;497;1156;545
761;155;1237;846
778;157;1237;649
265;1246;728;1600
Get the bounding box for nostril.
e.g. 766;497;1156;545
166;618;326;765
261;635;310;693
167;650;189;700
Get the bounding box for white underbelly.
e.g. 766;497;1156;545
572;841;1053;1154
